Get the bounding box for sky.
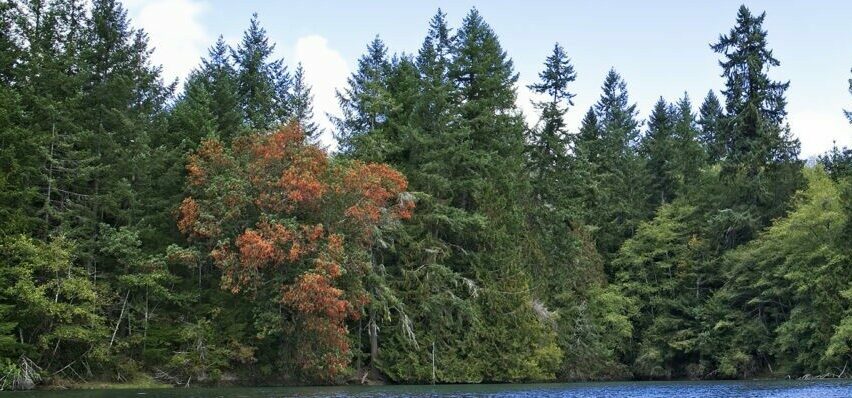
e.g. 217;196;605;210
123;0;851;157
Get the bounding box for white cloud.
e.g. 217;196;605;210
789;110;852;157
294;35;350;151
127;0;210;86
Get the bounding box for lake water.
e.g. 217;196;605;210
4;380;852;398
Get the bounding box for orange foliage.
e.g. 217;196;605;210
176;122;416;380
187;139;229;186
282;270;351;381
235;229;275;270
177;197;199;235
278;148;327;207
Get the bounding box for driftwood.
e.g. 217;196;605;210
0;356;42;390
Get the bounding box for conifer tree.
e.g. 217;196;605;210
582;69;650;261
846;68;851;123
233;13;290;131
198;36;242;140
449;9;560;381
526;42;576;206
641;97;677;207
290;63;320;140
697;90;725;162
642;93;703;208
333;36;392;157
710;5;802;230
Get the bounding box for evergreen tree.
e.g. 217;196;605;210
290;63;320;141
846;68;851;123
449;9;560;381
671;94;704;194
710;5;802;230
197;36;242;141
641;97;677;207
526;43;576;206
333;36;392;157
582;69;650;262
233;13;290;131
697;90;725;162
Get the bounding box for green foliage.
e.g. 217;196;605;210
0;235;108;379
712;168;849;376
575;69;651;262
0;1;847;388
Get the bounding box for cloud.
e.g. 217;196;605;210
789;109;852;157
126;0;210;86
294;35;350;151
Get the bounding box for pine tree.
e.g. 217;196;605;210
697;90;725;162
333;36;392;157
233;13;290;131
710;5;802;228
526;42;576;205
198;36;242;141
583;69;650;261
290;63;320;141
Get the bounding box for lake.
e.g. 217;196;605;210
4;380;852;398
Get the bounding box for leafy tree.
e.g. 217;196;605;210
614;200;712;379
711;168;849;377
0;235;108;381
177;123;414;382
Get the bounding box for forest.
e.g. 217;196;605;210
0;0;850;390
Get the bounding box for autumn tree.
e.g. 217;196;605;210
177;123;413;382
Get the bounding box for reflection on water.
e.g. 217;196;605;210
5;380;852;398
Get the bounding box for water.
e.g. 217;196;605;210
4;380;852;398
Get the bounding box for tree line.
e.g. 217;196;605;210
0;0;850;389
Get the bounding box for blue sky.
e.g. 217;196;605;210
124;0;851;156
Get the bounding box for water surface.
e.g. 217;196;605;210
5;380;852;398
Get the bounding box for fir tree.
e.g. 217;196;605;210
333;36;391;157
526;42;576;205
697;90;725;162
583;69;650;261
710;5;802;226
233;13;289;131
199;36;242;141
846;68;851;123
641;97;677;207
290;63;320;141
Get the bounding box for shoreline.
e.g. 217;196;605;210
39;375;851;391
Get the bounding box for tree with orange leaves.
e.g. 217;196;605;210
177;122;413;382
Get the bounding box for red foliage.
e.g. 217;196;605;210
176;123;415;381
177;197;199;235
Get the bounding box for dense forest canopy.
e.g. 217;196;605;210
0;0;850;389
